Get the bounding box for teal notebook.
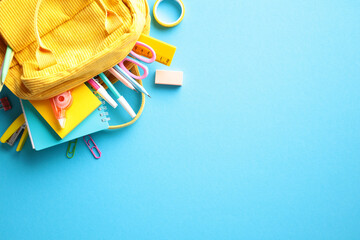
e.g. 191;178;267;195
20;100;110;151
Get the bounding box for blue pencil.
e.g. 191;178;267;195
113;65;151;98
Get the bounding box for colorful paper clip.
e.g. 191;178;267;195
66;139;78;159
0;97;11;111
83;135;101;159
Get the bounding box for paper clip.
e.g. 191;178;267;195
66;139;78;159
83;135;101;159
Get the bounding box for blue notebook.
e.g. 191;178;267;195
20;99;110;151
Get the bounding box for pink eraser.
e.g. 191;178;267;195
155;70;183;86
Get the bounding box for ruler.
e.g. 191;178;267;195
133;34;177;67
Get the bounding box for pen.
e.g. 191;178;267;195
87;78;118;108
113;65;151;98
0;46;14;92
108;68;136;91
98;73;136;118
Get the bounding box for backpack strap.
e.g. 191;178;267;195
34;0;57;70
34;0;123;70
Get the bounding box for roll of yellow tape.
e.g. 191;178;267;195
153;0;185;27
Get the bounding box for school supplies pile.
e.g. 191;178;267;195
0;0;184;158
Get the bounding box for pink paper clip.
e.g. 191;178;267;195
83;135;101;159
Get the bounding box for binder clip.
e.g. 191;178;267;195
0;97;11;111
0;114;28;152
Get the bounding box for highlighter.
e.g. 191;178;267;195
50;91;73;129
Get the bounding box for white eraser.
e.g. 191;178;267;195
155;70;183;86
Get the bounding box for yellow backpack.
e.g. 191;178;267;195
0;0;150;101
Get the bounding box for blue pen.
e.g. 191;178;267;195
98;73;136;118
113;65;151;98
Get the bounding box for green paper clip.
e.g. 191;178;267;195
66;139;78;159
0;46;14;93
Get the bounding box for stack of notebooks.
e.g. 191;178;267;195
20;84;111;151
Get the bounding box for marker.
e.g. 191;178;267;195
0;46;14;92
98;73;136;118
50;91;73;129
87;78;118;108
113;65;151;98
108;68;136;91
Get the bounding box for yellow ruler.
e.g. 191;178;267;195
133;34;176;67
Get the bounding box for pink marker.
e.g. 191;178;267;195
108;68;136;91
87;78;118;108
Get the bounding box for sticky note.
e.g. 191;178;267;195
29;84;101;139
155;70;183;86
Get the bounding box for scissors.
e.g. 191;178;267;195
118;41;156;80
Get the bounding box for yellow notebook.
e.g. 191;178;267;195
29;84;101;139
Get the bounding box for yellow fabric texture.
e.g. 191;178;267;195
0;0;151;100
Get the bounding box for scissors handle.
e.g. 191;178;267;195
119;56;149;80
130;41;156;64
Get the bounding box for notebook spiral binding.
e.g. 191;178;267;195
97;99;111;124
87;84;111;124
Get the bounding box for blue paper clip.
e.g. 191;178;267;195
83;135;101;159
66;139;78;159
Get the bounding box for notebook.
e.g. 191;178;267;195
20;99;110;151
29;84;101;139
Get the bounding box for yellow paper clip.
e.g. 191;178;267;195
66;139;78;159
0;114;28;152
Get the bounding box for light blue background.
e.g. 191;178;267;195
1;0;360;239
